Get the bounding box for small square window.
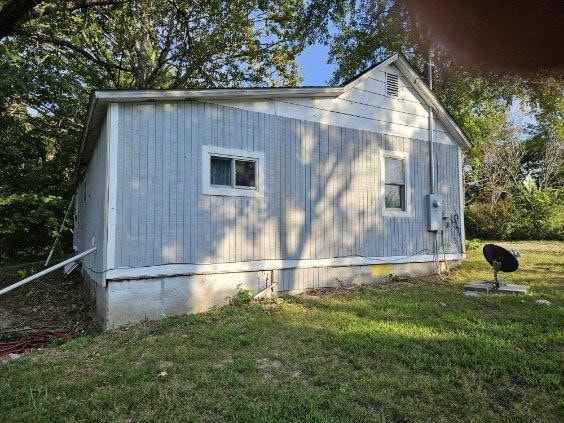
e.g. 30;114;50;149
202;146;264;197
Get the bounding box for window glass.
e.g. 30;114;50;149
210;156;231;186
384;156;406;210
385;157;404;185
235;160;256;187
385;184;405;209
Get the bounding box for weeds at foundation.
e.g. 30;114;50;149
387;273;412;283
229;285;254;306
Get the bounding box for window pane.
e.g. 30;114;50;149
385;157;405;185
235;160;256;187
385;184;405;210
210;156;231;186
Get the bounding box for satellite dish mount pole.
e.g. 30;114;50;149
492;260;501;289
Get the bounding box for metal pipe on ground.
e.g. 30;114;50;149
0;248;96;296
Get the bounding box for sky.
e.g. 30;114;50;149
296;43;336;86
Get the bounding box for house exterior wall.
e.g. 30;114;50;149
111;100;463;275
74;112;108;285
76;59;468;328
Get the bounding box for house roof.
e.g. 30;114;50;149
75;53;470;181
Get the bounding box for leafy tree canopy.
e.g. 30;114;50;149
0;0;562;263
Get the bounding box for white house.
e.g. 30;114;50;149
74;53;468;327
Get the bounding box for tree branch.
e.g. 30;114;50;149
0;0;42;39
15;31;131;74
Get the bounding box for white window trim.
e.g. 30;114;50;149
202;146;265;198
380;149;411;217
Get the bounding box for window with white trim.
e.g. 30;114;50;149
202;146;264;197
381;150;410;216
384;157;405;210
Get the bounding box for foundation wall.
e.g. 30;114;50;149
97;260;460;328
82;268;109;323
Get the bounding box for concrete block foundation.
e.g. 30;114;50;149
87;261;460;328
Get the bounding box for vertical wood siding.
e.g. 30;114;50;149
114;101;463;269
74;114;108;284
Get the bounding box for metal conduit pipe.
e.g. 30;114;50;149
428;50;440;272
428;50;436;194
0;247;97;296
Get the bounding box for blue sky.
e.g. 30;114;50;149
296;43;337;86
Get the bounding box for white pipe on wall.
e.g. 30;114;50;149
428;50;436;194
0;247;97;296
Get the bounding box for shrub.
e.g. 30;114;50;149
465;198;517;240
465;187;563;241
229;285;254;306
510;185;563;240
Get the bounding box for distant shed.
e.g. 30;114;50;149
74;53;468;327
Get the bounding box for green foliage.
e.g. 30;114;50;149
511;185;564;240
464;238;482;251
229;285;254;306
465;185;564;241
0;194;71;264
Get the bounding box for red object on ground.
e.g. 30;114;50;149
0;328;73;356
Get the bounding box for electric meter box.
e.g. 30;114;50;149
427;194;443;231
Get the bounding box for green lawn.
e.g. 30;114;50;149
1;241;563;422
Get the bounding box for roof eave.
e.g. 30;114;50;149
74;87;346;183
93;87;345;103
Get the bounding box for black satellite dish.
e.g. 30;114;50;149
483;244;519;289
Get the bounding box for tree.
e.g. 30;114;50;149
0;0;314;263
314;0;563;240
0;1;123;40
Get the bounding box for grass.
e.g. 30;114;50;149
0;240;562;422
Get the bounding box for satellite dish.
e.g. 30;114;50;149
483;244;519;288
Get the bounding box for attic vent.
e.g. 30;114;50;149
386;73;399;97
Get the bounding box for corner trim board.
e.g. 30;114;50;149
458;147;466;252
106;253;464;281
106;103;119;270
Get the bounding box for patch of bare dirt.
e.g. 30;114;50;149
502;242;564;255
212;357;233;369
0;262;93;332
256;357;282;382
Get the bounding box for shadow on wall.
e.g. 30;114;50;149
116;101;462;293
197;103;460;292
